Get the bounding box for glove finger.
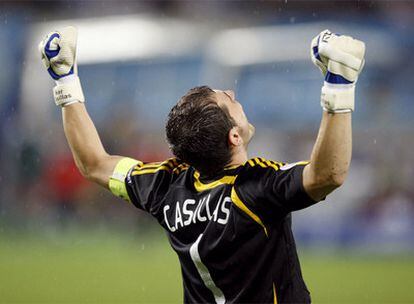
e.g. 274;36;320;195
310;31;330;76
350;39;365;64
319;43;362;71
358;58;365;74
311;30;333;65
40;56;50;69
50;26;78;77
311;55;327;76
319;34;364;71
50;57;73;75
38;33;62;79
313;29;334;60
38;39;51;69
38;38;46;56
310;35;322;62
327;60;359;83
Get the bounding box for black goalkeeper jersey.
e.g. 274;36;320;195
125;157;316;304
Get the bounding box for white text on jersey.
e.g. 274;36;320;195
163;194;232;232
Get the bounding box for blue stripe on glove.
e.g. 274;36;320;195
312;46;322;62
44;32;74;80
44;33;60;59
325;71;353;84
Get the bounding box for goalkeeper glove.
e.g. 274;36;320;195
39;26;85;107
311;29;365;113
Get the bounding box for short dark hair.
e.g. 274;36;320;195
166;86;236;177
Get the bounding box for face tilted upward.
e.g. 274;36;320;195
213;89;255;147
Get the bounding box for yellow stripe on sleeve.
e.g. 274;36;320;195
230;187;268;237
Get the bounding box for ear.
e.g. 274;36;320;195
228;127;243;147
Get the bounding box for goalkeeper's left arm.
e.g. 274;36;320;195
39;26;138;200
302;29;365;202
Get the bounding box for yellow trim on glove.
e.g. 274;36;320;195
109;157;140;202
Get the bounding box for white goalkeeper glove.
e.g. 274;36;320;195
39;26;85;107
311;29;365;113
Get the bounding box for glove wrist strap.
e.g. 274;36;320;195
321;82;355;113
53;75;85;107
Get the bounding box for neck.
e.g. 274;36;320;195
228;148;248;167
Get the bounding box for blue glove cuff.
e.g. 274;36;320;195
325;71;353;85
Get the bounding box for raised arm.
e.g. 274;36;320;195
39;26;137;192
303;30;365;201
62;102;123;188
303;112;351;201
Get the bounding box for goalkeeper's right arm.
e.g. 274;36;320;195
39;26;138;198
62;102;124;188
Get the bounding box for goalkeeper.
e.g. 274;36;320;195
39;27;365;303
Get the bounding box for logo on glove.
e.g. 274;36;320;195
321;31;333;43
55;89;73;102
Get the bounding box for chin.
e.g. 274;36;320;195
248;123;255;139
246;123;255;145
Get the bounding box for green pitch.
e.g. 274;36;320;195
0;229;413;303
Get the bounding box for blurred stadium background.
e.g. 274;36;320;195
1;1;414;303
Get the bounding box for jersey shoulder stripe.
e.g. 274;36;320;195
279;160;309;170
192;157;285;192
230;187;269;237
131;158;189;176
247;157;285;171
